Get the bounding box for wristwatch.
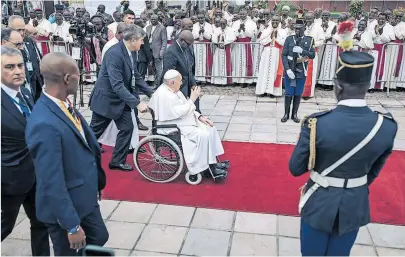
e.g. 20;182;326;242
67;225;80;235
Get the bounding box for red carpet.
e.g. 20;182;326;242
102;142;405;226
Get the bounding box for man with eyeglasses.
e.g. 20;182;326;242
8;15;43;101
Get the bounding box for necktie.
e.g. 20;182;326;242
67;105;78;121
16;92;31;118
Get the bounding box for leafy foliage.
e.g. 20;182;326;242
348;0;364;18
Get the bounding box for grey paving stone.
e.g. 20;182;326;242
250;133;277;143
355;226;373;245
131;250;176;256
218;130;225;139
109;202;156;223
230;233;277;256
211;109;234;116
277;133;299;144
105;221;145;249
149;205;195;226
278;215;300;238
235;105;256;112
208;115;232;123
113;249;131;256
379;99;403;107
252;124;277;133
181;228;231;256
256;102;277;108
394;139;405;150
213;122;229;131
9;218;30;240
368;223;405;249
238;95;257;101
227;124;252;132
253;117;278;125
234;212;277;235
191;208;235;231
233;111;255;116
230;116;254;124
1;238;32;256
278;236;301;256
350;245;377;256
220;95;239;100
100;200;120;219
257;97;276;102
223;132;250;141
254;111;277;118
376;247;405;256
135;224;187;254
277;125;301;134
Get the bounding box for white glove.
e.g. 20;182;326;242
286;69;295;80
293;46;303;54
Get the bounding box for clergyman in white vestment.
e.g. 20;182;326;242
148;70;229;177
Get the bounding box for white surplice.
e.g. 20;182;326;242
148;85;224;175
32;18;52;55
389;22;405;89
366;19;378;34
317;21;338;86
231;19;258;84
192;22;213;82
304;23;325;97
211;26;237;85
353;29;378;89
255;26;287;96
51;21;73;53
373;24;396;89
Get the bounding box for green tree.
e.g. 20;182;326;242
349;0;364;18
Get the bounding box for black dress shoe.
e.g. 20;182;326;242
138;123;149;131
216;161;230;170
109;163;133;171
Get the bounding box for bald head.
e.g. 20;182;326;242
181;18;193;31
179;30;193;42
41;52;79;95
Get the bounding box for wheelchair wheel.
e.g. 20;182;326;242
134;135;184;183
185;172;202;185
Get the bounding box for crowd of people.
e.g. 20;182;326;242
1;1;404;98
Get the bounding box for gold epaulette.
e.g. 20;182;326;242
307;118;317;171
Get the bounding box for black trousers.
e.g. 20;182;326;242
1;186;50;256
46;205;108;256
90;110;134;165
137;62;148;80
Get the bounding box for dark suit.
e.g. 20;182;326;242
89;40;153;165
26;93;108;256
1;87;49;256
136;34;153;79
146;23;168;87
21;36;43;101
289;105;397;255
161;42;200;112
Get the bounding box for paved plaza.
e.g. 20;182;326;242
3;87;405;255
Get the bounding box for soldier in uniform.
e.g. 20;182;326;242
289;50;398;256
281;19;315;123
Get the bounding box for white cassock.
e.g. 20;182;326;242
166;25;174;47
317;21;338;86
252;23;268;83
372;24;396;89
223;11;233;26
389;22;405;89
98;38;139;148
384;22;404;89
51;21;73;53
366;19;378;34
31;18;52;55
192;22;213;82
255;26;288;96
303;23;325;98
211;26;236;85
148;85;224;175
353;29;378;89
231;19;257;84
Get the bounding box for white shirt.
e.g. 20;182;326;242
101;37;119;60
42;89;86;142
337;99;367;107
1;84;23;113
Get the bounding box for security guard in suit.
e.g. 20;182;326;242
289;50;397;256
281;19;315;123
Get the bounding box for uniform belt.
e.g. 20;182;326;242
310;171;367;188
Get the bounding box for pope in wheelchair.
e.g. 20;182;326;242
143;70;230;185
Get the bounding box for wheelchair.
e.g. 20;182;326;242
133;108;228;185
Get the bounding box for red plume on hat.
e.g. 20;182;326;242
337;21;354;35
337;21;355;51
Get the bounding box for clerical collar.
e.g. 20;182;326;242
337;99;367;107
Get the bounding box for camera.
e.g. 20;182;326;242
69;18;95;40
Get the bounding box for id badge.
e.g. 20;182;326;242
26;62;33;71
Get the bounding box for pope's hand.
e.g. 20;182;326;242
190;86;201;102
137;102;149;113
286;69;296;80
199;116;214;127
293;46;303;54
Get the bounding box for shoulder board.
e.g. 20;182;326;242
374;111;397;122
302;110;332;126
